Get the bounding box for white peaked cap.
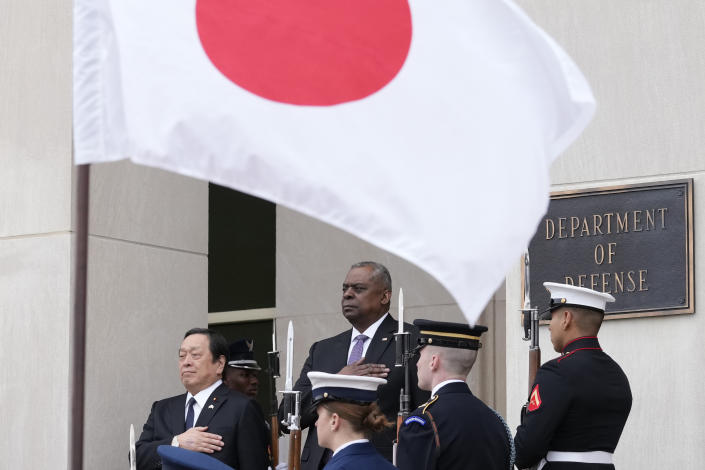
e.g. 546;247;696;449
543;282;615;314
308;371;387;405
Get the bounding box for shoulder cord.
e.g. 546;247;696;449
490;407;516;470
424;410;441;470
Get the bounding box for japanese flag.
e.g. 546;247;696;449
73;0;595;325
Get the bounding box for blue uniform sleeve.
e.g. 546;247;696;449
514;362;573;468
396;413;436;470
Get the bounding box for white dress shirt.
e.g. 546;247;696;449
185;379;223;426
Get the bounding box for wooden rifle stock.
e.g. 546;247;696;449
266;350;280;466
528;347;541;394
288;429;302;470
270;415;279;466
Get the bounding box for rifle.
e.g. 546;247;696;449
521;252;541;393
281;321;301;470
392;288;412;467
283;391;301;470
267;323;281;466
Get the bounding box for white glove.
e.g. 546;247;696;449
275;463;289;470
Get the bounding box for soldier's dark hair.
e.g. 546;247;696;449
350;261;392;291
183;328;229;363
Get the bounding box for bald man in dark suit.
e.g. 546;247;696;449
279;262;429;470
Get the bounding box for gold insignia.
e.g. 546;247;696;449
422;395;439;414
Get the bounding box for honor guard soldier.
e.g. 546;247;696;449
396;319;512;470
223;339;273;469
223;339;262;399
308;371;396;470
514;283;632;470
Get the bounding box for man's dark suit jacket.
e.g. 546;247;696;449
136;382;267;470
279;315;430;470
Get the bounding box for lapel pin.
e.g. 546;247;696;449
382;337;388;342
208;404;214;409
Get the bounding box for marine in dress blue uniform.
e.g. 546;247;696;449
307;371;396;470
396;319;512;470
514;283;632;470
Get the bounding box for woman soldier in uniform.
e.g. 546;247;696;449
308;371;395;470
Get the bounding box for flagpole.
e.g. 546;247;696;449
69;163;90;470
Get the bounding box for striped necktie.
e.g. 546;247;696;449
347;334;369;364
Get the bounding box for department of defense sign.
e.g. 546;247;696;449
526;179;694;320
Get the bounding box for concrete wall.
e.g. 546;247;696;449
0;0;73;468
6;0;702;467
1;7;208;470
507;1;705;468
83;162;208;469
274;206;506;412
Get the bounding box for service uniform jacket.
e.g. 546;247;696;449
514;336;632;469
278;315;430;470
136;383;268;470
323;442;396;470
396;381;511;470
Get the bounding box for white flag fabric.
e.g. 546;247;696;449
74;0;595;325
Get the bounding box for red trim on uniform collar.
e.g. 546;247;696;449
561;336;598;354
557;347;602;363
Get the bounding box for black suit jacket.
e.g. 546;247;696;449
279;315;430;470
136;382;268;470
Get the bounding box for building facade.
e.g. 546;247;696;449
1;0;703;468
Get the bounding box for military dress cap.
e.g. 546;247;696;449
308;371;387;406
227;338;261;371
157;445;234;470
413;319;488;350
541;282;616;319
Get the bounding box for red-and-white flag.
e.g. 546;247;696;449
73;0;595;325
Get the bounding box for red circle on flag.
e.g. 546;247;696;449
196;0;412;106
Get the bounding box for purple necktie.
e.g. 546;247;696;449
348;334;369;365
